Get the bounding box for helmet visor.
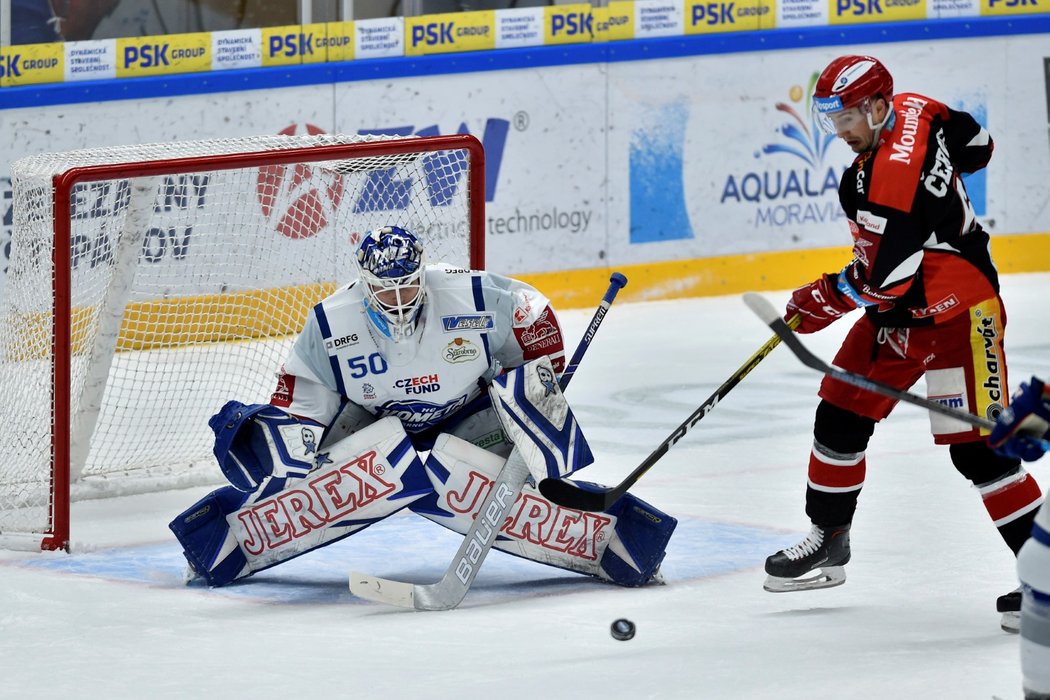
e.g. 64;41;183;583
816;94;878;134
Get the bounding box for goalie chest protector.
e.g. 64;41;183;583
284;266;535;434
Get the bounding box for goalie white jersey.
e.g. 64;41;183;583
271;264;566;435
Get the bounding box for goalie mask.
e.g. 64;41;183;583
811;55;894;141
356;226;426;343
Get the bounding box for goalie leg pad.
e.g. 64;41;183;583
170;416;432;586
594;484;677;586
488;356;593;481
169;486;253;586
410;435;675;586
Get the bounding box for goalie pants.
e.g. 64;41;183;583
802;303;1043;554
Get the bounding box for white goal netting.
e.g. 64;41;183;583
0;133;483;549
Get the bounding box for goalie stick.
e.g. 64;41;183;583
349;272;628;610
743;292;1050;450
538;315;799;512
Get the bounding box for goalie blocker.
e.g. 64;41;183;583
169;358;675;588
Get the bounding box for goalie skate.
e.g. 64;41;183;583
764;524;851;593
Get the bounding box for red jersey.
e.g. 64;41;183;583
836;92;998;327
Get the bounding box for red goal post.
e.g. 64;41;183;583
1;133;485;551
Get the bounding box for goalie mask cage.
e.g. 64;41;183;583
1;133;485;551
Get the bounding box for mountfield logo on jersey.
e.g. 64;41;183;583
888;96;928;165
721;78;846;229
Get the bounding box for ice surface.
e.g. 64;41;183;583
2;273;1046;699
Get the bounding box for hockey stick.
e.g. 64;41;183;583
743;292;1050;450
538;315;799;512
349;272;628;610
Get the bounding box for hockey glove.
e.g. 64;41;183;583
989;377;1050;462
785;273;856;334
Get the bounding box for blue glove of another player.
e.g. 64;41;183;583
989;377;1050;462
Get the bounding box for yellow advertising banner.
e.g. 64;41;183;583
594;1;636;41
261;23;333;66
323;21;355;62
544;4;595;45
980;0;1043;14
685;0;778;32
829;0;926;24
116;33;211;78
404;10;496;56
0;42;63;87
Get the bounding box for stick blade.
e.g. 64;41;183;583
537;478;615;512
350;572;416;609
742;292;781;325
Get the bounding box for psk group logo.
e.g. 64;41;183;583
723;77;846;230
257;123;345;240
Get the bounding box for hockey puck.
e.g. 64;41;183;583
610;618;636;641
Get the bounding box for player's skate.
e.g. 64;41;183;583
997;587;1021;633
764;523;851;593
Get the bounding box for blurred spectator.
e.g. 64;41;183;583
11;0;121;44
11;0;57;44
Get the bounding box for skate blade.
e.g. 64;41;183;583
1000;611;1020;634
763;566;846;593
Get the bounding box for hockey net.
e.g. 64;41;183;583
0;133;485;550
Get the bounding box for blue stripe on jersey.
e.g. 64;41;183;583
471;275;485;311
471;275;492;366
1034;521;1050;549
313;302;346;395
314;303;333;339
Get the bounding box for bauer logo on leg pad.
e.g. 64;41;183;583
489;356;593;481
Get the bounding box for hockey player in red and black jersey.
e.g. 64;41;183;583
763;55;1044;633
